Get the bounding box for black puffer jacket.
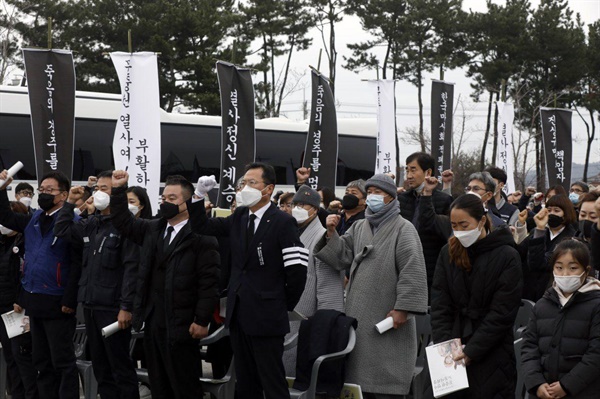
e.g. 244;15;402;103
399;188;453;288
0;234;24;310
431;226;523;398
521;284;600;398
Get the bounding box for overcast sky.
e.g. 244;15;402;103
277;0;600;170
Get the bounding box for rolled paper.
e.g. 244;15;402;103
0;162;24;187
101;321;120;338
375;316;394;334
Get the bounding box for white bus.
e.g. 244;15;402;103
0;85;377;199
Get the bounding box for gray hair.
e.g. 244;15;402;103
346;179;367;198
468;171;496;193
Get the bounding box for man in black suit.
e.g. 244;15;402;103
110;171;220;399
192;162;308;399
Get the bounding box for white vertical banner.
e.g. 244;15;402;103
369;80;397;175
111;52;161;213
495;101;516;195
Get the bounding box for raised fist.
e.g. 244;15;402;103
112;170;129;188
68;186;86;204
196;175;217;197
296;167;311;184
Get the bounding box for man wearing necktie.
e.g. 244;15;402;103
191;162;308;399
110;171;220;399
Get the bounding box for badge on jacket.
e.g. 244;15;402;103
12;246;19;254
257;245;265;266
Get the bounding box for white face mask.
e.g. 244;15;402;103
292;206;310;224
554;271;586;294
73;208;82;216
0;225;14;236
19;197;32;208
128;204;140;216
453;224;482;248
236;185;264;208
93;191;110;211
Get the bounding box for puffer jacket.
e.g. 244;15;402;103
521;282;600;398
431;226;523;398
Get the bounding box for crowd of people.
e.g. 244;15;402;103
0;151;598;399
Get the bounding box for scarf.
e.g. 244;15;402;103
365;198;400;233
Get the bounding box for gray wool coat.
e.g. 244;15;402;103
314;215;428;395
283;216;345;376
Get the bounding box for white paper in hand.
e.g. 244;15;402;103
1;310;30;338
0;161;24;187
101;321;120;338
425;338;469;398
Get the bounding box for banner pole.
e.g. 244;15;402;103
231;40;237;64
47;18;52;49
128;30;132;53
317;49;322;71
501;79;506;102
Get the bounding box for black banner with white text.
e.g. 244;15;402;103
23;49;76;180
431;80;454;178
216;61;256;208
540;108;572;192
303;70;338;190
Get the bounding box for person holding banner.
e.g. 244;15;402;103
53;170;140;399
315;173;428;398
191;163;308;399
398;152;453;291
0;170;81;399
110;171;219;399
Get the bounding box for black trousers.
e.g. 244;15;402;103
143;313;202;399
11;333;39;399
230;314;289;399
30;315;79;399
83;308;139;399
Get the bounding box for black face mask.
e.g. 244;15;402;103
579;220;594;239
38;193;56;212
342;194;360;210
547;214;564;229
160;202;183;220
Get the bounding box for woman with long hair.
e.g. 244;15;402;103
431;193;522;398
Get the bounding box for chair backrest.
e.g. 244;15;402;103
514;338;527;399
514;299;535;339
73;325;88;359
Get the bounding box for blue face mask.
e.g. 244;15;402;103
569;192;580;205
366;194;385;213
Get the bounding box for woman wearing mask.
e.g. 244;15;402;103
523;194;578;302
522;239;600;399
315;174;428;398
431;193;522;398
0;201;39;399
282;185;345;376
126;186;152;219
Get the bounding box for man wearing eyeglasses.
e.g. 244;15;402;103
14;182;36;215
191;162;308;399
0;170;81;399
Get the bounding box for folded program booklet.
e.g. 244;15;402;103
425;338;469;398
1;310;30;338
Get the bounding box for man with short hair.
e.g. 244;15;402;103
466;171;506;229
191;162;308;399
485;166;520;226
329;179;367;236
14;182;36;214
54;170;140;399
0;170;81;399
110;171;220;399
398;152;452;290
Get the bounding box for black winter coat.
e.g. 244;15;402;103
431;226;523;398
110;186;220;342
0;234;23;310
54;202;139;311
520;225;577;302
521;285;600;398
398;188;453;288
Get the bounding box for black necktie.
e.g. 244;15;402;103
246;214;257;251
164;226;174;253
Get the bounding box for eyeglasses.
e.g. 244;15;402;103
17;190;34;197
570;188;583;194
465;186;486;193
37;187;62;194
239;179;265;188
